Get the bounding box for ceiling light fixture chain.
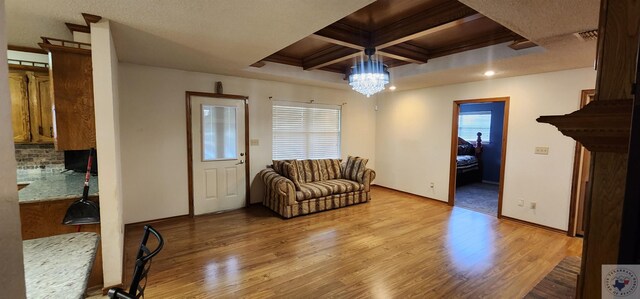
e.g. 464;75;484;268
348;48;390;98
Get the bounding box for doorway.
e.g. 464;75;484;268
448;97;510;217
186;92;250;216
567;89;595;236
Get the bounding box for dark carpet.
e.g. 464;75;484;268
525;256;581;299
455;183;499;215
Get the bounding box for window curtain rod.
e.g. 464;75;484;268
268;96;347;107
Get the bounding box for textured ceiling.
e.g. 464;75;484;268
5;0;600;91
5;0;374;75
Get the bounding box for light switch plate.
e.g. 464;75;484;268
534;146;549;155
250;139;259;146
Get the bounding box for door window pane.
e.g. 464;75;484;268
202;105;237;160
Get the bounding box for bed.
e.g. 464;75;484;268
456;133;483;186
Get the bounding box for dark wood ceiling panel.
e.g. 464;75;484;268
339;0;450;31
409;16;513;49
276;36;337;60
254;0;530;76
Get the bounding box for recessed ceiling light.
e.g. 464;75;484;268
389;85;397;91
484;70;496;77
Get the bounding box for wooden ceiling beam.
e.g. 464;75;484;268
311;23;368;50
303;46;361;70
261;53;302;67
428;29;516;59
378;43;429;64
373;1;481;49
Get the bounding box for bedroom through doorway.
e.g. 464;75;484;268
448;97;509;217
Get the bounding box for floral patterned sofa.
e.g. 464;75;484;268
259;156;375;218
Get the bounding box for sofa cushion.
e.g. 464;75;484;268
316;159;343;180
295;181;334;201
294;160;320;183
342;156;369;182
286;162;302;189
326;179;364;193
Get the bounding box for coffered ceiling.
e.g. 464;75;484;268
5;0;599;91
254;0;531;76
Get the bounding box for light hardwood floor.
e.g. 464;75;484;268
122;186;582;298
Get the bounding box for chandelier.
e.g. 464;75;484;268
348;48;390;97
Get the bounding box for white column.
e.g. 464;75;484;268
91;19;124;288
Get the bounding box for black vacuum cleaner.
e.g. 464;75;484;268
63;148;100;225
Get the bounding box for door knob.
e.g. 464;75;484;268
236;160;245;165
240;153;245;156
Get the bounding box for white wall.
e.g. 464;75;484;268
118;63;377;224
91;20;124;287
0;0;27;296
375;68;596;230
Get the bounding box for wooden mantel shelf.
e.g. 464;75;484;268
537;99;633;153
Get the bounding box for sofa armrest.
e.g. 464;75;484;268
361;168;376;191
259;168;296;204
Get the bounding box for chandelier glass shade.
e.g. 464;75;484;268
348;49;390;98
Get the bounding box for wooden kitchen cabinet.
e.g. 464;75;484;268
40;38;96;151
9;69;53;144
9;71;31;143
27;72;54;143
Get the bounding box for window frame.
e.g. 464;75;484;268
458;110;492;144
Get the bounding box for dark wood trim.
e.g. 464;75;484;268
8;64;49;72
262;53;302;67
428;29;515;59
373;2;480;48
185;91;251;217
448;97;510;219
302;46;360;70
311;23;368;50
567;89;595;237
378;43;429;64
65;22;90;34
82;13;102;25
501;215;567;234
8;44;48;54
39;43;91;55
448;102;460;207
372;184;449;205
186;92;194;217
250;61;266;68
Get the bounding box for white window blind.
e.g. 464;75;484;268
459;111;491;143
272;101;341;160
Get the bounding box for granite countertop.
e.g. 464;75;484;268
18;169;99;203
23;232;100;299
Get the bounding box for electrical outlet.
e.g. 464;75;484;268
429;182;435;189
518;199;524;207
530;202;537;209
534;146;549;155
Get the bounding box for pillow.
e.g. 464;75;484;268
342;156;369;182
457;137;475;156
286;162;302;189
272;160;293;176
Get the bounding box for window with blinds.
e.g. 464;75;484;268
272;102;341;160
458;111;491;143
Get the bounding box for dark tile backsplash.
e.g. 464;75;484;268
14;143;64;170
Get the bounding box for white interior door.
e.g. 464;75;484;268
191;96;246;215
